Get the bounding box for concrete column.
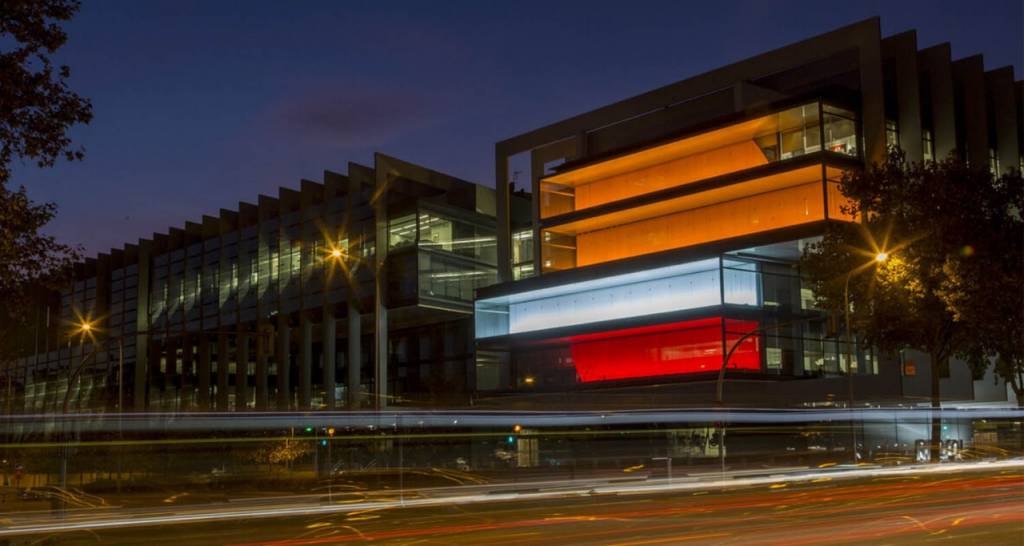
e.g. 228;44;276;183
882;31;923;162
495;152;511;283
857;24;887;166
985;68;1020;174
299;316;312;410
197;336;211;411
276;315;290;410
216;334;229;411
919;44;958;160
953;56;989;170
236;332;249;411
322;314;336;410
373;162;389;410
374;277;388;409
255;324;269;410
347;301;361;409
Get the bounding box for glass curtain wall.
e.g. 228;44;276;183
539;101;859;219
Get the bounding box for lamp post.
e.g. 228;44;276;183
841;251;888;464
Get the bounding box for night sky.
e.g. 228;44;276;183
11;0;1022;255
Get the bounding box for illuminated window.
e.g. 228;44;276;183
511;228;534;280
538;166;853;271
570;318;761;382
539;102;857;219
389;213;417;249
475;258;767;338
885;120;899;150
823;105;858;157
249;255;259;287
922;129;935;162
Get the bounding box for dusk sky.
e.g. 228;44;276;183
12;0;1022;255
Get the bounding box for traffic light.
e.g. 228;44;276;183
506;435;515;445
304;426;313;433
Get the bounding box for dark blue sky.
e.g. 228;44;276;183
12;0;1022;255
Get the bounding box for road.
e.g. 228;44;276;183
3;462;1022;545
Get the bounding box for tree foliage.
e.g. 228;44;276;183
1;0;93;184
0;0;89;340
802;151;1024;434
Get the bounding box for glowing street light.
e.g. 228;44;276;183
875;252;888;263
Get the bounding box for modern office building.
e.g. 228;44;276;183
1;18;1020;415
3;154;519;413
478;17;1022;407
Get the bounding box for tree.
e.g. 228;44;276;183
801;150;1023;460
0;0;90;377
937;169;1024;407
1;0;93;184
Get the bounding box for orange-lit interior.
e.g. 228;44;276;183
542;166;854;270
540;108;806;218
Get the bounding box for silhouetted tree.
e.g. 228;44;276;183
1;0;91;407
1;0;92;184
801;151;1023;460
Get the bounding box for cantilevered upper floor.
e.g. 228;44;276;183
493;17;1022;282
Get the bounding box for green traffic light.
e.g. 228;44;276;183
305;427;313;433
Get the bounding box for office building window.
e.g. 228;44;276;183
885;120;899;150
922;129;935;162
989;148;1000;175
822;105;858;157
389;213;417;249
539;101;858;219
511;228;534;280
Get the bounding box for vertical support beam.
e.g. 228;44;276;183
953;56;989;170
255;322;269;410
882;31;923;162
197;335;211;411
323;314;336;410
857;22;887;166
986;67;1020;174
299;315;312;409
373;155;389;409
495;149;512;283
276;314;290;410
236;331;249;410
216;333;229;411
347;302;361;409
345;166;363;410
919;44;959;159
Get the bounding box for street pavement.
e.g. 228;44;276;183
1;460;1021;545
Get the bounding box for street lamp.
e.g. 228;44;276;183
842;249;890;463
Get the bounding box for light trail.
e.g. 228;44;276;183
0;458;1020;537
1;407;1021;436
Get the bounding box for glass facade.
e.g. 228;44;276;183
540;165;853;272
476;256;788;339
539;101;859;219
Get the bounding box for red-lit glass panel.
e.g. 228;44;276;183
570;317;760;383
